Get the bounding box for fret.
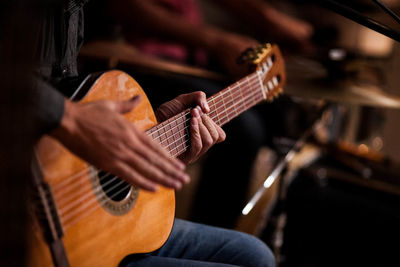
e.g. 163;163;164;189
175;115;186;153
245;77;256;109
246;76;257;107
154;131;162;145
219;92;229;125
158;123;167;147
209;97;221;125
146;70;273;159
227;85;238;118
236;81;249;114
179;115;189;153
184;119;190;153
236;80;248;112
167;118;178;155
150;129;159;144
256;70;267;99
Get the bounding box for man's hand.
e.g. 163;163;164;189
156;91;226;164
50;96;190;192
210;31;259;78
261;6;314;51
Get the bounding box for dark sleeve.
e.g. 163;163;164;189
32;77;66;135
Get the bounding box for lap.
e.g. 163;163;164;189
120;219;275;267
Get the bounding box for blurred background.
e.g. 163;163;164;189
9;0;399;266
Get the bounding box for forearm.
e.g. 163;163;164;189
32;78;66;135
112;0;224;52
211;0;274;27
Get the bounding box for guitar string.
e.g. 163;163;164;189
60;79;268;228
50;64;272;194
54;74;264;205
50;73;261;195
55;74;269;213
50;74;262;203
50;74;263;200
35;81;265;222
61;92;265;229
57;78;265;216
146;72;260;141
47;94;264;217
39;77;270;224
148;76;263;154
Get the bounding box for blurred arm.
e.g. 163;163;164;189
111;0;259;77
112;0;221;51
212;0;314;47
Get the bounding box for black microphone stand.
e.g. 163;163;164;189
317;0;400;42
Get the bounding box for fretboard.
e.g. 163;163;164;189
146;72;265;157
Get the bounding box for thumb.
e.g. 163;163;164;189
115;95;141;114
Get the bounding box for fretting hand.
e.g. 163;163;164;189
156;91;226;164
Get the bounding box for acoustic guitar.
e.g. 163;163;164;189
29;44;285;267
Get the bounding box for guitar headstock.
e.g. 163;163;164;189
239;43;286;101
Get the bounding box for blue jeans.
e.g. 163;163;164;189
120;219;275;267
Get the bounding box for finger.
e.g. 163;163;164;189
132;126;186;171
199;99;210;113
198;108;226;143
131;139;191;185
110;161;159;192
155;99;185;122
183;109;202;163
177;91;208;112
124;147;187;189
115;95;142;114
215;123;226;143
197;115;214;155
200;114;220;143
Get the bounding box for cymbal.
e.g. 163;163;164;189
285;79;400;109
284;56;400;109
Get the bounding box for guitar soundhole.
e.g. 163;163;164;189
98;171;131;202
90;166;139;216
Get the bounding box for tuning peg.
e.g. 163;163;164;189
237;43;272;65
266;95;275;102
255;44;267;54
237;46;266;64
237;48;255;64
272;88;284;99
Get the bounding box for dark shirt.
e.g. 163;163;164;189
33;0;89;134
0;1;90;263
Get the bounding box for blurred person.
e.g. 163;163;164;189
0;1;47;265
1;0;275;266
87;0;313;77
85;0;314;228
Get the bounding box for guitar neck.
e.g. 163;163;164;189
146;72;265;157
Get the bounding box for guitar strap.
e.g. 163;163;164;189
31;156;70;267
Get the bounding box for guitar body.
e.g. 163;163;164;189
27;43;286;267
28;71;175;267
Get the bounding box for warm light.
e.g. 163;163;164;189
242;203;254;215
358;144;369;154
372;137;383;151
263;176;274;188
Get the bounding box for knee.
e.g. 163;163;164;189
234;232;275;267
